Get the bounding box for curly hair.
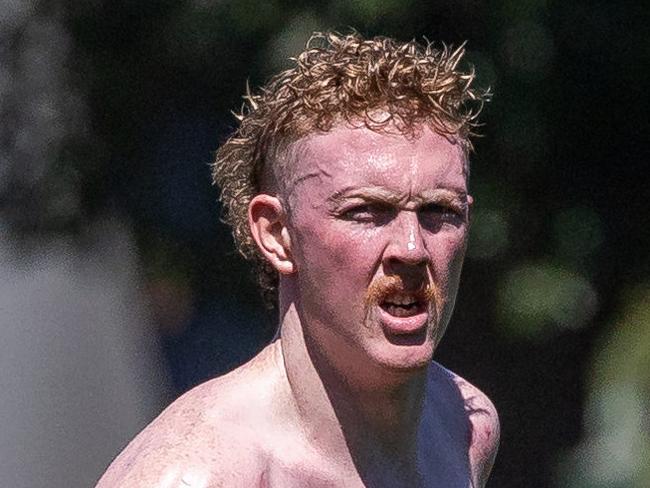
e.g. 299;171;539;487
212;31;490;306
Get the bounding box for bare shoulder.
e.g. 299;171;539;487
96;344;283;488
430;362;500;487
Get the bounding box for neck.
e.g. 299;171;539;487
277;297;428;472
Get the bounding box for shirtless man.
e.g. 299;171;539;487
97;32;499;487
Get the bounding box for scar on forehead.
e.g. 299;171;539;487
290;170;331;187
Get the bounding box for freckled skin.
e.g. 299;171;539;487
96;125;499;487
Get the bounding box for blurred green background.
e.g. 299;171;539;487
1;0;648;486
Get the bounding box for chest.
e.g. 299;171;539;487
262;440;359;488
261;437;472;488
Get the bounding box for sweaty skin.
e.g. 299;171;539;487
97;125;499;488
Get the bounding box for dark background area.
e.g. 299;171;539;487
1;1;648;486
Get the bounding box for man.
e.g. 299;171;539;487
97;32;499;487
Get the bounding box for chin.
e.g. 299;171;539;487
363;305;442;374
369;337;437;374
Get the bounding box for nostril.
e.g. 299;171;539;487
383;259;429;283
384;252;428;270
386;246;429;266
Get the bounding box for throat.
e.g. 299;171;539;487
332;372;428;447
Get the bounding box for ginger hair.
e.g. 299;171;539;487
212;31;489;305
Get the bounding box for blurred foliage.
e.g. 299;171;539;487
557;285;650;487
1;0;648;486
498;260;597;339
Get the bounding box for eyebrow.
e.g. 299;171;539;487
327;186;468;208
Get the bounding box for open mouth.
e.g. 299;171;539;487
365;275;437;337
380;293;427;318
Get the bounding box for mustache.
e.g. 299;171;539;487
364;274;439;307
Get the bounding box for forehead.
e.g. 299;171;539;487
286;124;468;198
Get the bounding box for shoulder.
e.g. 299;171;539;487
96;346;283;487
429;362;500;487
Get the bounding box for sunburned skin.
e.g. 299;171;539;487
96;124;499;487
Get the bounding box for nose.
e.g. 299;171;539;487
381;210;429;272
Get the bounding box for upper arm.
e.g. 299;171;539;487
95;430;210;488
95;400;266;488
97;455;212;488
469;395;500;486
96;430;266;488
427;363;500;487
457;380;500;487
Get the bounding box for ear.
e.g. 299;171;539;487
249;194;295;275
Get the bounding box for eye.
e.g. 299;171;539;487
341;203;395;225
420;203;457;216
418;203;464;226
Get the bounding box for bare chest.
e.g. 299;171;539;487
261;440;360;488
259;437;473;488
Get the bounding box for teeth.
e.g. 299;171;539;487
385;304;416;317
386;294;416;306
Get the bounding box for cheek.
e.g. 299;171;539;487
290;221;383;325
292;220;382;288
426;229;468;282
296;218;379;263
